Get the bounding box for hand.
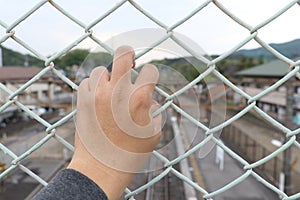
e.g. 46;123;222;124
68;46;162;200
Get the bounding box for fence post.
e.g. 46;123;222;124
274;157;278;183
0;46;3;66
252;140;256;162
261;147;266;171
283;77;294;195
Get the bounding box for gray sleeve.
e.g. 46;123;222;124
33;168;108;200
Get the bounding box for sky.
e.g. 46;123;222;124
0;0;299;63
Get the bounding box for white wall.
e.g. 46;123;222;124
2;82;61;103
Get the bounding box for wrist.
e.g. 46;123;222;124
68;149;133;200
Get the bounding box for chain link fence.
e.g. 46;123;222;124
0;0;300;199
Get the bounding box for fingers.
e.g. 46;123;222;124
89;66;109;92
110;46;135;84
78;78;89;96
134;64;159;95
77;78;89;107
150;102;162;136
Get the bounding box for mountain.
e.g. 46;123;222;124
150;56;212;82
0;46;112;72
0;45;43;67
231;38;300;61
1;37;299;77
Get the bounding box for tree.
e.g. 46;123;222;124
1;45;43;67
258;55;264;65
55;49;90;70
151;57;206;82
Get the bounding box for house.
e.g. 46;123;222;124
235;59;300;124
0;66;62;104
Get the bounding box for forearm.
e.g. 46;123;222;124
68;151;133;200
68;154;132;200
33;169;108;200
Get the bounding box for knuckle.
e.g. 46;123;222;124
143;64;159;77
93;66;107;73
91;66;108;78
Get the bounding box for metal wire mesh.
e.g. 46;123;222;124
0;0;300;199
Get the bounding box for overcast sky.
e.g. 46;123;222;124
0;0;299;61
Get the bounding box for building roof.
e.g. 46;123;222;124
236;59;290;78
0;66;51;82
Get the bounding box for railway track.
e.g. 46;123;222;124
128;111;185;200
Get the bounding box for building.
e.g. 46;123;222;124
0;66;72;125
0;66;62;105
235;59;300;125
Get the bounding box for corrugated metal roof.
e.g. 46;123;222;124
0;66;50;81
235;59;289;77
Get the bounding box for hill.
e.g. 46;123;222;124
231;38;300;61
150;56;208;82
1;37;299;78
0;45;43;66
0;46;112;72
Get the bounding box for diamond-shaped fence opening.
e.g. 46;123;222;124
0;0;300;200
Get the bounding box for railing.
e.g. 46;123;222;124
221;123;300;195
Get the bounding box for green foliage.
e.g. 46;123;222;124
1;45;43;67
217;38;300;77
156;54;265;80
0;45;113;75
1;37;299;78
55;49;89;70
55;49;112;72
216;54;265;78
84;52;113;67
151;57;207;82
232;38;300;61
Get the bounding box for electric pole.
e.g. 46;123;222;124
283;76;294;195
0;46;3;66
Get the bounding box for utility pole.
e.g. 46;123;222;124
283;76;294;195
0;46;3;66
